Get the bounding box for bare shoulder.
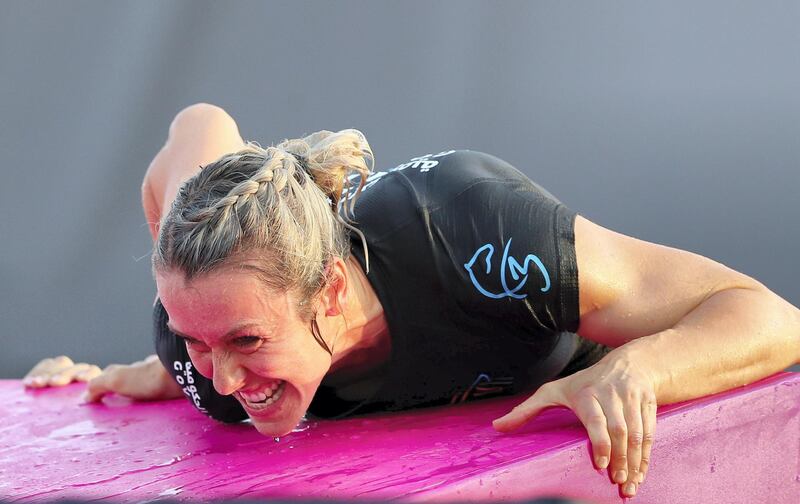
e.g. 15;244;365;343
573;214;762;346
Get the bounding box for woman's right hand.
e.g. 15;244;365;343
24;354;184;402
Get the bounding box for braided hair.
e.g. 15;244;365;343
152;129;374;355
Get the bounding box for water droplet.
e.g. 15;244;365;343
158;486;183;497
273;437;280;443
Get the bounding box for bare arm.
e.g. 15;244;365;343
573;213;800;401
493;214;799;498
142;103;246;242
26;103;247;398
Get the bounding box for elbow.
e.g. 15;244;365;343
754;286;800;367
793;304;800;365
168;103;238;141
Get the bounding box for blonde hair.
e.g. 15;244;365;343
152;129;374;344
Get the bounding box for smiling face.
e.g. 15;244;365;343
156;268;334;437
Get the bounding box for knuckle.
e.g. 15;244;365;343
101;367;122;384
103;373;121;389
593;441;612;453
628;431;644;445
609;423;628;437
586;413;607;426
47;376;66;386
642;431;656;443
55;355;72;364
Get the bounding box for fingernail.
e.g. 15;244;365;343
637;471;645;483
615;470;627;484
33;377;45;386
597;456;608;469
625;482;636;495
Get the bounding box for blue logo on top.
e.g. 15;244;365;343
464;238;551;299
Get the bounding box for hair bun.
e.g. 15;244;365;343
279;129;373;214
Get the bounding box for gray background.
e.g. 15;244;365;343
1;1;798;378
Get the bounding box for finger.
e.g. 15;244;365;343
27;357;76;388
24;376;49;388
639;394;657;483
571;392;611;470
620;481;639;498
49;355;75;374
24;358;55;381
600;394;629;485
621;394;644;497
81;367;120;403
74;365;102;383
24;356;74;387
492;383;558;432
48;363;93;386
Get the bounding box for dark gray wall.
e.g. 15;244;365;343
2;1;798;378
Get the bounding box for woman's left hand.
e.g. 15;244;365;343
492;350;658;499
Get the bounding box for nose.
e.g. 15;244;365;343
211;350;246;396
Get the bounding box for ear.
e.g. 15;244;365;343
320;257;349;317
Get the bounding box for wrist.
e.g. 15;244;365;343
609;332;671;399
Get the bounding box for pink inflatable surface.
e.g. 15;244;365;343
1;371;797;503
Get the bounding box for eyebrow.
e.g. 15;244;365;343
166;321;268;342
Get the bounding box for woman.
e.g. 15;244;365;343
25;103;800;499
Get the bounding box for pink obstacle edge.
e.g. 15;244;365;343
0;371;797;503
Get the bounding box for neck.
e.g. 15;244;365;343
324;255;390;387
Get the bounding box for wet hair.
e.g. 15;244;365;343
152;129;374;355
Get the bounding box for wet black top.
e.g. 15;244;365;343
154;150;610;424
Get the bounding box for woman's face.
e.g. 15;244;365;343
156;268;332;437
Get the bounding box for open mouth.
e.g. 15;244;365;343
237;380;287;412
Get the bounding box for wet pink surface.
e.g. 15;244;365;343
0;372;798;503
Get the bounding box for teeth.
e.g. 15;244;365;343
262;382;285;406
240;381;284;404
244;391;267;402
241;381;286;410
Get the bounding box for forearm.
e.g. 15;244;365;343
616;287;800;405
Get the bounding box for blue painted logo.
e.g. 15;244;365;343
464;238;551;299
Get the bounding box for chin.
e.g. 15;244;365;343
252;417;299;437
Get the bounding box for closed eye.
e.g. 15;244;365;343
233;336;263;347
176;335;210;351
